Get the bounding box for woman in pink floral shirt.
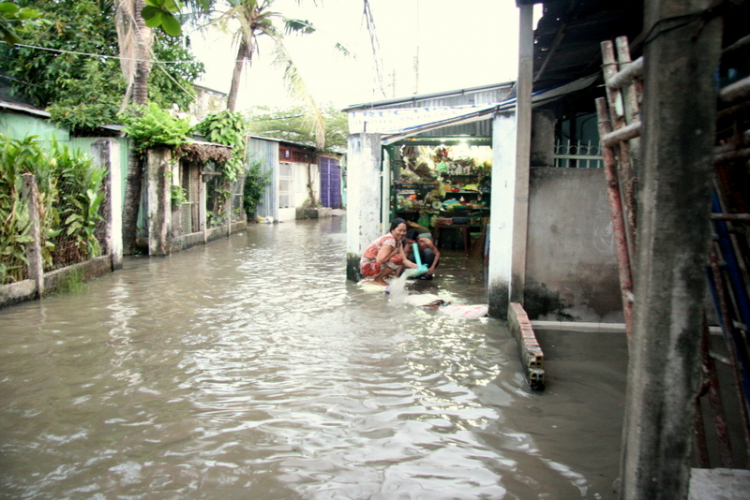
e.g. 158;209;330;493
360;218;417;286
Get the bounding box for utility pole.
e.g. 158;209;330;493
414;0;420;94
619;1;723;499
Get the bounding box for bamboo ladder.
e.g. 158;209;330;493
595;37;641;344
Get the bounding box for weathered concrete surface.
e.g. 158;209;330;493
510;3;534;305
488;112;517;319
531;109;555;167
620;2;723;499
299;207;333;219
345;133;382;282
0;280;36;309
44;256;112;291
525;167;621;322
146;148;172;257
91;138;123;271
0;256;113;310
688;468;750;500
150;221;247;254
507;302;545;390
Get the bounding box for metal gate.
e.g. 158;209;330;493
319;157;341;208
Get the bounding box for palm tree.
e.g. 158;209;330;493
116;0;213;252
211;0;326;147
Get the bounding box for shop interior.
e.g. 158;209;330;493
386;137;492;259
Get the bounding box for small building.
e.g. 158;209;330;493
344;76;622;323
249;135;343;222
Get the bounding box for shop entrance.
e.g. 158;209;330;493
386;137;492;259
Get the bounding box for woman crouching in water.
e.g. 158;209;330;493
360;218;418;286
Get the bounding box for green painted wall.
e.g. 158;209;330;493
0;111;70;142
1;110;130;204
69;136;131;204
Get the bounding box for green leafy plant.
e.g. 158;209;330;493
119;103;191;151
0;133;107;284
192;110;249;183
0;1;41;46
171;184;190;209
206;209;223;228
54;267;87;294
0;0;205;133
50;139;105;263
247;104;348;154
0;134;46;283
243;158;271;218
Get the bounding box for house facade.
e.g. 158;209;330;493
250;135;343;222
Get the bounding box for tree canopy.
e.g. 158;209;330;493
0;1;40;45
0;0;205;133
246;104;348;154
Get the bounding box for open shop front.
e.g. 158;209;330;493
386;136;492;258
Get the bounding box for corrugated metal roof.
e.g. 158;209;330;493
532;0;643;90
0;99;50;118
379;73;599;144
343;81;516;112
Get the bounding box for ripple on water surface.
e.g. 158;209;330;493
0;218;627;499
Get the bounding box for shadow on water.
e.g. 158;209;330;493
0;215;627;499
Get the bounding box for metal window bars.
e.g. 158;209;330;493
553;138;604;169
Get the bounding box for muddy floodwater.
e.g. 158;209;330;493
0;216;628;499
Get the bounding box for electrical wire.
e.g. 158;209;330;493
641;6;722;46
3;41;198;64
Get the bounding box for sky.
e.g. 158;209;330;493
190;0;527;112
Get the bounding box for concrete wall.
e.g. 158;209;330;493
0;111;131;205
346;133;383;281
71;136;131;208
0;111;69;141
488;111;518;317
524;167;622;322
248;137;279;221
0;256;113;309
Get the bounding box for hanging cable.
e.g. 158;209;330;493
2;41;196;64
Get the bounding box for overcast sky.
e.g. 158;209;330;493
190;0;531;111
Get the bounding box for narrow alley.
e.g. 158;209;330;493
0;216;628;499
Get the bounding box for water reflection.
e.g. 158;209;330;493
0;216;627;499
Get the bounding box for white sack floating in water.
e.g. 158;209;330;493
437;304;489;319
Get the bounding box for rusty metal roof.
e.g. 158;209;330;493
531;0;644;91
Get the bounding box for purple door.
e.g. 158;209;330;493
319;157;341;208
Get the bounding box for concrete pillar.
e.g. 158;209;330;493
488;3;534;319
21;174;44;297
381;151;391;228
146;148;172;257
619;2;723;499
226;180;232;237
91;139;123;270
488;112;517;318
346;133;382;281
531;109;556;167
511;2;534;306
199;175;207;244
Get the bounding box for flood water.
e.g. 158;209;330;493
0;215;628;500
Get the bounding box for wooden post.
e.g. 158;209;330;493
510;2;534;304
21;174;44;297
226;182;232;237
199;174;207;244
619;2;723;499
596;98;634;343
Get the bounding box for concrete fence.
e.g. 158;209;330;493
0;139;123;309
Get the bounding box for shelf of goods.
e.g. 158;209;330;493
393;181;438;191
